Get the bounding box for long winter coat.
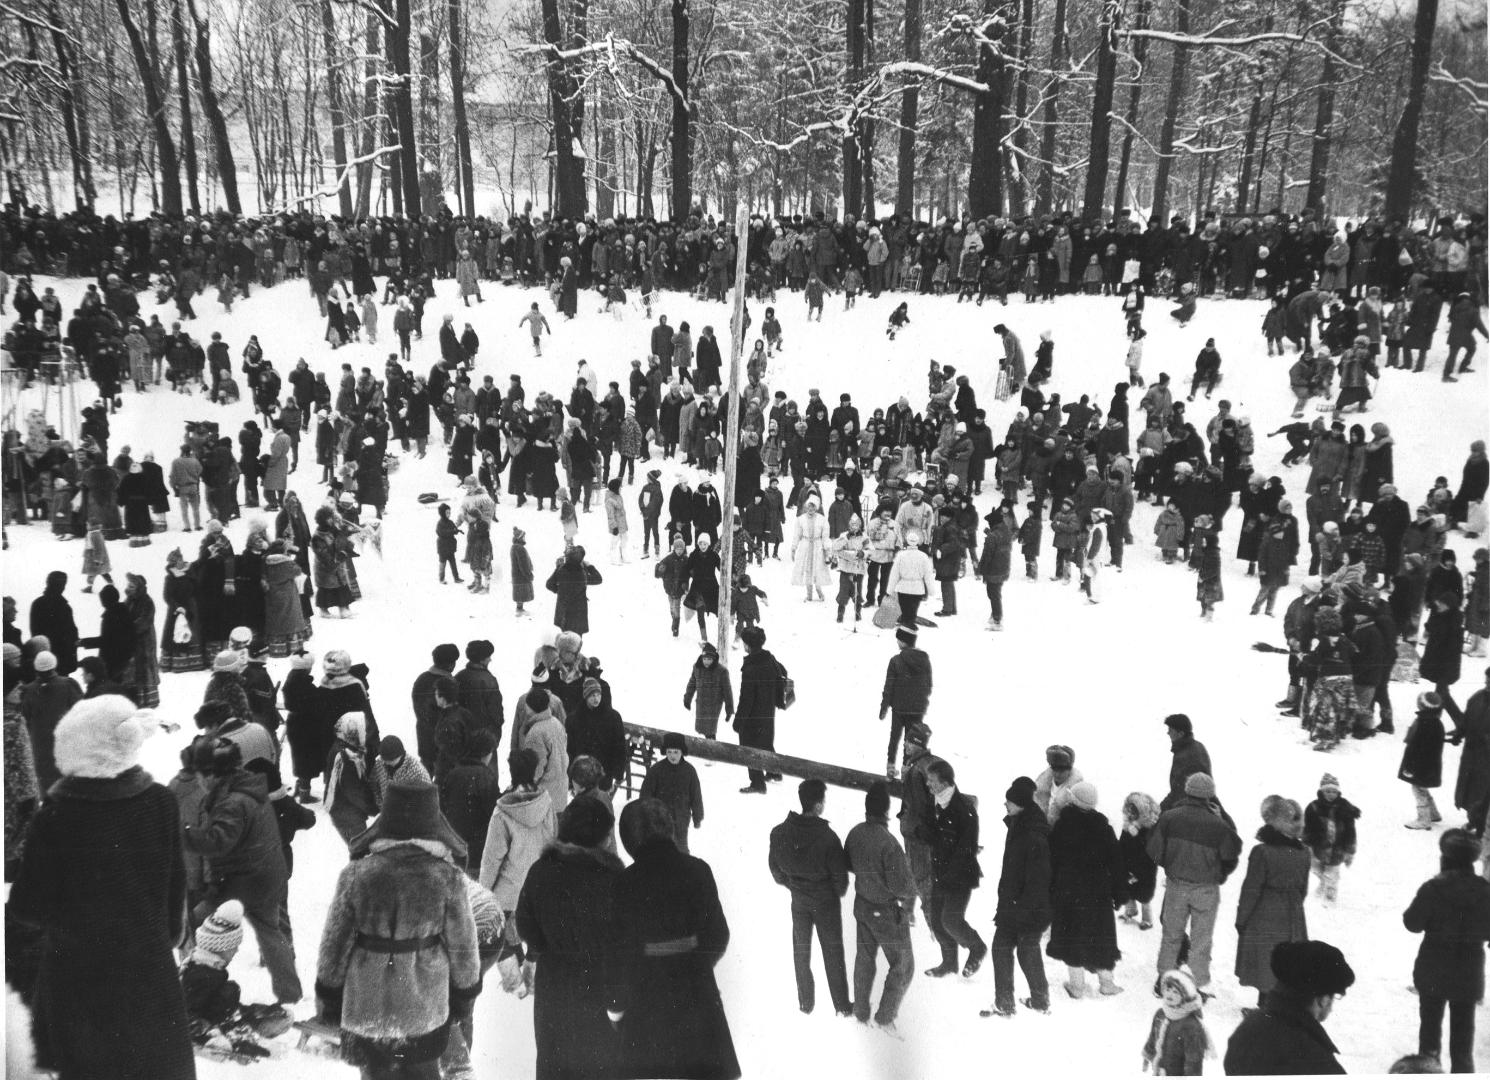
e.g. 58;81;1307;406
316;838;482;1064
995;804;1052;932
684;659;734;738
1399;707;1448;789
790;510;832;587
1455;689;1490;812
8;767;195;1079
1403;866;1490;1002
1233;825;1310;991
1046;806;1125;971
610;838;740;1079
479;786;557;909
516;841;626;1079
547;556;603;634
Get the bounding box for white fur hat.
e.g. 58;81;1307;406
53;696;158;779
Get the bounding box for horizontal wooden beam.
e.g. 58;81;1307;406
624;721;904;799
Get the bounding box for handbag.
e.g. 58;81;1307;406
777;661;795;710
682;588;704;611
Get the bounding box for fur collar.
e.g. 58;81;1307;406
1256;824;1304;847
368;838;454;864
49;767;154;801
543;840;624;871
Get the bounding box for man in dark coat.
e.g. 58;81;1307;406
924;760;987;981
611;798;740;1079
566;677;629;791
880;625;932;778
897;722;942;913
1403;829;1490;1071
1223;940;1355;1075
734;626;784;793
844;781;917;1031
8;695;197;1079
29;570;79;675
1149;771;1241;994
983;775;1050;1016
768;778;852;1016
1160;713;1214;810
454;639;505;770
411;642;460;772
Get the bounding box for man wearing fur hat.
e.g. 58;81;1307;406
1034;744;1084;823
317;779;482;1079
1224;939;1355;1073
981;774;1046;1016
9;696;197;1078
1148;771;1241;996
412;643;460;772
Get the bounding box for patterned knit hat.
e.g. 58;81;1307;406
1318;773;1341;794
193;900;244;968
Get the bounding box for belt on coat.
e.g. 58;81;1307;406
355;932;443;954
641;934;698;957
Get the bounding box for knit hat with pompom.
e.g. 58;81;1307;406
192;900;245;969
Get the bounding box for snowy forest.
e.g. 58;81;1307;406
0;0;1486;225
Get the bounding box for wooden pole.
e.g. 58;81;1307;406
624;721;903;797
714;205;751;663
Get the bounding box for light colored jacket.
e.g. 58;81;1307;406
478;787;557;908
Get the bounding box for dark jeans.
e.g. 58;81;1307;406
938;579;957;614
897;592;923;625
985;579;1003;622
790;898;851;1014
642;516;660;553
867;561;890;602
1420;995;1476;1072
219;872;302;1003
887;711;922;767
992;923;1049;1011
852;896;914;1025
928;884;985;970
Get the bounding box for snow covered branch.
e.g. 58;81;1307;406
0;1;77;42
513;34;689;112
329;0;394;31
272;144;401;209
1121;18;1360;70
1430;64;1488;113
876;60;990;96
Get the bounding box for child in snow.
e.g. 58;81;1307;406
216;274;235;314
361;295;378;345
1196;533;1223;620
81;524;112;592
1262;296;1287;356
1082;254;1103;296
343;301;361;342
1019;500;1043;579
1141;969;1213;1076
931;260;950;295
982;257;1009;306
638;731;705;853
604;478;628;564
887;303;910;341
842;267;862;309
604;278;627;318
559;492;579;550
1399;692;1449;831
180;900;272;1059
518;303;551;356
763;307;783;354
734;573;766;630
701;431;722;474
805;274;825;321
1022;258;1039;303
1126;326;1147;388
1302;771;1360;903
1170;283;1197;327
511;527;534;616
437;503;463;584
1119;792;1160;929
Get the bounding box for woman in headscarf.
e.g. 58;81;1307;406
275;490;315;619
263;539;311;657
323;711;376;845
160;548;206;672
122;573;160;707
311;506;357;619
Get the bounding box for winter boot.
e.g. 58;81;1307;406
836;603;846;624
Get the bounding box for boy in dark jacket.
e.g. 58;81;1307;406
767;779;851;1015
638;731;704;853
880;625;933;779
637;469;664;557
243;760;315;878
1401;691;1450;831
655;535;691;637
1404;829;1490;1071
924;760;986;981
1302;772;1359;904
982;774;1049;1017
1018;500;1043;579
436;503;463;583
437;729;502;874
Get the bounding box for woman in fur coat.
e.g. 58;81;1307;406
515;796;624;1079
316;780;482;1076
1234;797;1311;1002
9;696;196;1079
1046;781;1126;997
790;497;832;601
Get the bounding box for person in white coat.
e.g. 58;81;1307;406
1082;508;1110;604
791;497;832;601
886;529;935;625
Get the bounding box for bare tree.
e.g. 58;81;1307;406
115;0;183;213
1148;0;1193;224
1384;0;1436;221
1082;0;1120;219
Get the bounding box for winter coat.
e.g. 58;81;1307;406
1154;506;1186;551
1455;689;1490;812
1143;1007;1209;1077
1234;826;1310;991
20;672;83;792
1046;806;1124;971
886;546;935;597
547;557;603;635
317;839;482;1063
977;522;1013;583
684;660;734;737
1224;989;1346;1075
639;759;705;849
881;647;933;715
515;841;625;1078
995;804;1049;931
790;511;832;588
1400;707;1449;789
183;769;287;899
1403;867;1490;1002
438;759;502;868
479;786;557;908
769;811;849;906
1302;794;1359;868
567;701;629;789
735;648;784;751
844;814;917;909
1147;795;1241;885
610;839;740;1079
8;767;195;1080
1162;734;1214;811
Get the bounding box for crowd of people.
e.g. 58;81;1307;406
3;197;1490;1079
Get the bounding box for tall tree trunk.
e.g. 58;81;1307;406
843;0;865;216
894;0;920;215
670;0;690;217
1082;0;1119;219
387;0;420;217
1006;0;1032;212
116;0;182;215
1304;0;1345;214
419;32;441;203
1034;0;1068;215
185;0;240;214
1150;0;1193;225
318;0;354;217
449;0;475;216
861;0;875;218
46;2;95;210
595;95;614;218
1112;0;1148;216
355;12;381;217
966;0;1009;217
1384;0;1436;223
540;0;585;216
171;0;200;212
1234;24;1268;216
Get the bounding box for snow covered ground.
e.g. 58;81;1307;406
4;272;1488;1077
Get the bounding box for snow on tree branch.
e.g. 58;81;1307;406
1122;18;1360;70
269;144;402;210
513;34;689;112
1430;64;1488;114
